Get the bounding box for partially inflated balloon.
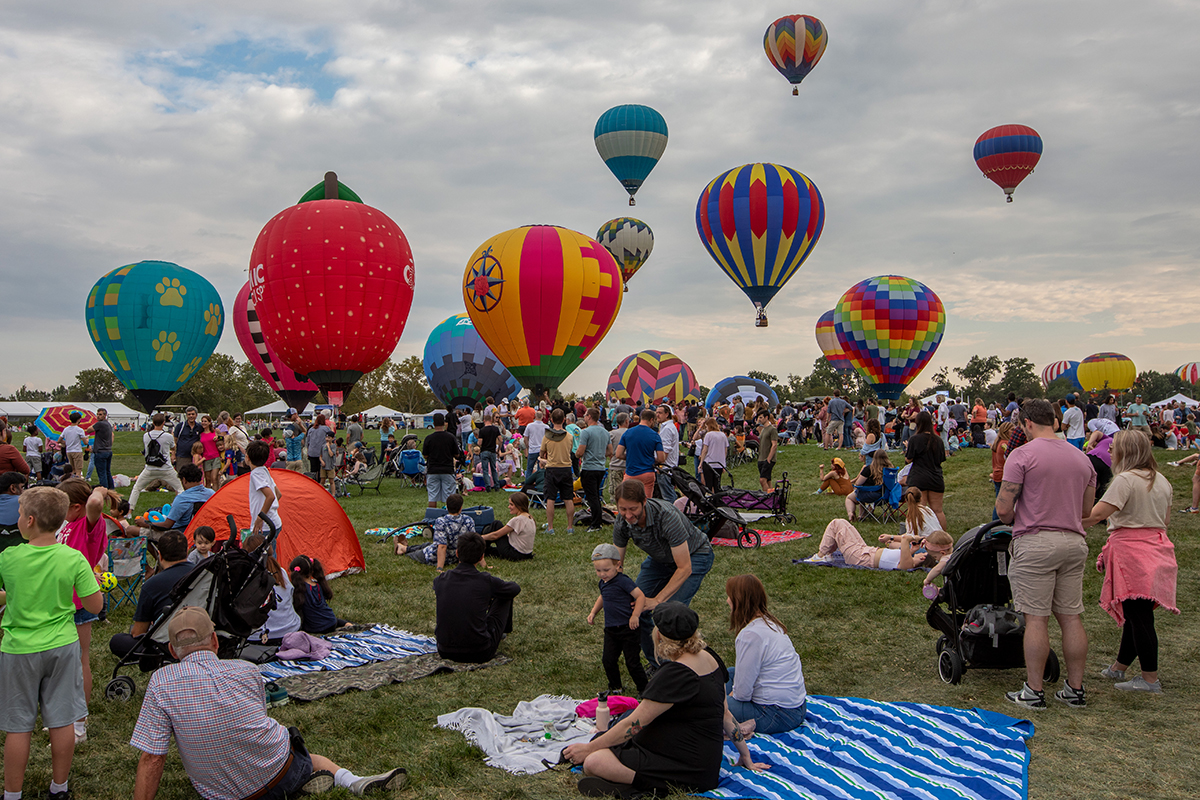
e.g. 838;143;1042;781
85;261;224;412
1040;360;1081;391
594;105;668;206
596;218;653;291
834;276;946;400
696;163;824;325
975;125;1042;202
1175;363;1200;385
705;376;779;411
232;282;318;412
463;225;623;394
815;309;853;372
764;15;828;96
1076;353;1136;392
423;314;521;409
607;351;700;407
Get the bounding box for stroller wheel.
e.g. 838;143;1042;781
1044;650;1061;684
105;675;137;702
935;634;949;655
938;649;964;685
737;527;761;549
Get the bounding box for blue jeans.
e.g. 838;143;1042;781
993;480;1001;521
657;471;677;502
634;547;715;665
94;452;113;489
843;418;853;447
480;451;499;488
725;667;807;734
525;452;540;483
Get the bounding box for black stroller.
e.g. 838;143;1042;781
659;466;761;549
104;514;281;701
926;520;1060;685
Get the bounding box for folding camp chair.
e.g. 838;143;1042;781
106;536;148;610
859;467;903;524
344;463;385;495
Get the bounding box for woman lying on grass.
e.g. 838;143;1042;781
804;520;953;571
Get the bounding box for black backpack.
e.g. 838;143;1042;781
145;433;168;467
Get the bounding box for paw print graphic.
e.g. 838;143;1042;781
204;303;222;336
177;356;203;384
156;277;187;307
152;331;180;362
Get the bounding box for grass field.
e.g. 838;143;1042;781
7;430;1200;798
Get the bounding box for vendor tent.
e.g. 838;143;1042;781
245;400;292;416
360;404;402;418
0;401;144;424
1150;393;1199;408
184;470;365;579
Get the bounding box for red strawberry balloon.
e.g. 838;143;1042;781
249;173;415;403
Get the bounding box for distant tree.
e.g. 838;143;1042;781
345;362;398;414
168;353;274;414
955;355;1002;401
65;369;130;404
9;385;52;401
1044;377;1077;400
1132;371;1184;404
695;385;710;402
802;358;874;399
747;370;779;385
992;357;1043;401
928;367;956;397
50;385;70;401
393;356;438;413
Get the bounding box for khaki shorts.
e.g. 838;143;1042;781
321;469;336;480
1008;531;1088;616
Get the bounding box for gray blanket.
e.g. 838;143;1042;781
437;694;593;775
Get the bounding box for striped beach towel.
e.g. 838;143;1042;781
258;624;437;682
703;696;1033;800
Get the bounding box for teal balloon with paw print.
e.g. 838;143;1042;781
85;260;224;412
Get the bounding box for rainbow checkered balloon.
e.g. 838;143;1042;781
834;276;946;400
607;351;699;406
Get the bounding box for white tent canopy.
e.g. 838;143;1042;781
244;400;291;416
0;400;145;422
360;404;403;418
1150;393;1199;408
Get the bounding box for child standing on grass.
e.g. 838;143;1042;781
586;543;648;694
246;441;282;541
190;441;205;470
1;486;104;800
289;554;352;634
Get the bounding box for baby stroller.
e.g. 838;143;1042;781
660;466;760;549
926;520;1060;685
104;514;281;702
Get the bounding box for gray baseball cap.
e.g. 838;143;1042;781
591;543;621;562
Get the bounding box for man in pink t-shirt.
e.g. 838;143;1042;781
996;399;1096;710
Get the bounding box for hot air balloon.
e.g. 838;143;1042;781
974;125;1042;202
232;282;318;412
85;261;224;412
596;218;653;291
1076;353;1136;392
594;105;668;206
764;15;828;96
696;163;825;327
1041;360;1082;392
705;376;779;411
833;276;946;401
606;351;700;407
815;309;853;372
1175;363;1200;385
463;225;623;397
249;172;415;405
423;314;522;410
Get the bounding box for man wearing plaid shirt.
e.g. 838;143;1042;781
130;607;405;799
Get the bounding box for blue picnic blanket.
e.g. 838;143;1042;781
702;696;1033;800
258;624;437;682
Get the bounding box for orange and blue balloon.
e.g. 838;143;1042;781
696;163;824;324
1077;353;1136;392
815;309;853;372
594;105;667;206
833;276;946;400
764;15;828;96
974;125;1042;202
607;351;700;407
463;225;623;394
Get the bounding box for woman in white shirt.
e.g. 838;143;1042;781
725;574;806;734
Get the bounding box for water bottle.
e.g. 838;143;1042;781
595;692;610;733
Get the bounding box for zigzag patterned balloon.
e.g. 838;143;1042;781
607;351;700;406
764;15;828;95
596;218;653;291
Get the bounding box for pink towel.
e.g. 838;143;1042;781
1097;527;1180;626
575;696;639;718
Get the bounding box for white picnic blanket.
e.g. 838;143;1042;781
436;694;592;775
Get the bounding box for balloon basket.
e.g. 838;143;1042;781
792;87;799;96
1005;195;1013;203
755;310;769;328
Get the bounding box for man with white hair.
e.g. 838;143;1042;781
131;607;405;798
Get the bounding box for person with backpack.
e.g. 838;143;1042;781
129;413;185;510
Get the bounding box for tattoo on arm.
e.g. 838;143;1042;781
998;481;1022;501
732;728;745;743
623;719;641;740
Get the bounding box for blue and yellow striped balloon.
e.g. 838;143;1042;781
594;105;668;205
85;261;224;411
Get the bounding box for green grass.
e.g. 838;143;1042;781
8;431;1200;798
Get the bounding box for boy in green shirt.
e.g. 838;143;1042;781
0;486;103;800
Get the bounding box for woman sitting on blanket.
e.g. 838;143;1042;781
845;450;892;521
815;457;853;496
803;520;953;571
564;603;767;797
903;487;941;539
725;575;807;735
480;492;535;561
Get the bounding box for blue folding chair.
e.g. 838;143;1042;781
861;467;903;524
105;535;147;610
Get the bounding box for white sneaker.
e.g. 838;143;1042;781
802;554;832;564
349;768;407;795
1115;676;1162;693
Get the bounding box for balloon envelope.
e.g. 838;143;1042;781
607;351;700;407
232;282;318;412
85;261;224;412
696;163;825;314
423;314;522;410
1041;360;1081;391
834;276;946;401
764;15;828;93
1076;353;1136;392
705;376;779;411
463;225;623;394
594;105;668;203
815;309;854;372
975;125;1042;201
1175;363;1200;385
596;218;653;290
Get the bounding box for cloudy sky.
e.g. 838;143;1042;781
3;0;1198;399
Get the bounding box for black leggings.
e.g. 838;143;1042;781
1116;599;1158;672
603;625;648;693
701;463;723;492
